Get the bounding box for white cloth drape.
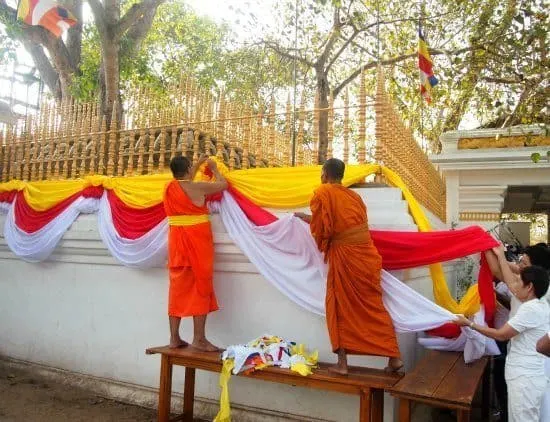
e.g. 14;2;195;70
0;191;499;360
418;308;500;363
215;192;455;329
2;196;98;262
97;193;168;268
215;191;499;360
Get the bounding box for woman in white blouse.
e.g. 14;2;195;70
455;245;549;422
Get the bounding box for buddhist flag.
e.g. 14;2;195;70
17;0;77;38
418;26;438;104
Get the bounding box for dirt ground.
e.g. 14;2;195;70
0;363;210;422
0;361;491;422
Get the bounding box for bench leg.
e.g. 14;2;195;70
398;398;411;422
183;367;196;422
457;410;470;422
158;355;173;422
359;388;372;422
371;389;384;422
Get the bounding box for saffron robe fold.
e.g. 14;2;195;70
310;183;400;357
163;180;218;317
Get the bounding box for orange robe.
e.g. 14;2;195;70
310;184;400;358
163;180;218;317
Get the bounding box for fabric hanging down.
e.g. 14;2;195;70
0;163;503;352
3;195;100;262
0;165;499;320
213;192;498;361
0;174;503;358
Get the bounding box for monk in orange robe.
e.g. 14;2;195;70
164;155;227;351
295;158;402;374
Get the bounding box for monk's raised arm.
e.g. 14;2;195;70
197;159;228;195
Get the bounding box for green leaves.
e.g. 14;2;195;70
531;151;550;164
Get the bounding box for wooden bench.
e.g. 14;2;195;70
146;345;403;422
390;350;490;422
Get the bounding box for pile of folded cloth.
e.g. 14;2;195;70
214;334;318;422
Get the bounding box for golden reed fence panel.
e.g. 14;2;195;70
374;69;446;222
0;69;445;222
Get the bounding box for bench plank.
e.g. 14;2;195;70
390;350;458;399
433;355;488;406
147;344;402;422
390;350;489;422
147;345;402;394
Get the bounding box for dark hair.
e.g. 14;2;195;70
170;156;191;178
520;265;549;299
322;158;345;180
524;245;550;270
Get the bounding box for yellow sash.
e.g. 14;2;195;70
168;214;209;226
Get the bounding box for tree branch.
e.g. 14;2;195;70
482;71;549;85
333;46;475;98
21;40;61;97
263;41;315;67
122;1;161;58
117;0;163;40
87;0;108;42
315;7;343;68
501;83;538;127
0;0;75;96
325;28;361;71
325;11;461;73
66;0;83;70
442;0;518;132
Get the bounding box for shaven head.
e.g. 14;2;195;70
321;158;345;184
170;155;191;179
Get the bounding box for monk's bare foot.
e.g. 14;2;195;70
169;338;189;349
384;357;404;373
191;339;222;352
328;364;349;376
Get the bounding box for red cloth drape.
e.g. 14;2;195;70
3;182;499;334
427;323;462;338
13;186;103;233
0;191;16;203
107;190;165;239
370;226;498;269
371;227;497;326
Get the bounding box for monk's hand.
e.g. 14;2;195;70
454;314;471;327
197;154;208;166
206;158;218;170
294;212;311;223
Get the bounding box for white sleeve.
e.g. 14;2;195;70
495;282;511;298
507;301;540;333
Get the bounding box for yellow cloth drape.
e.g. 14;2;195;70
221;163;380;208
0;163;481;316
0;174;173;211
213;359;235;422
0;162;379;210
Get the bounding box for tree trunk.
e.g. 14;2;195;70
99;42;121;128
66;0;83;71
316;68;330;164
98;0;121;128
